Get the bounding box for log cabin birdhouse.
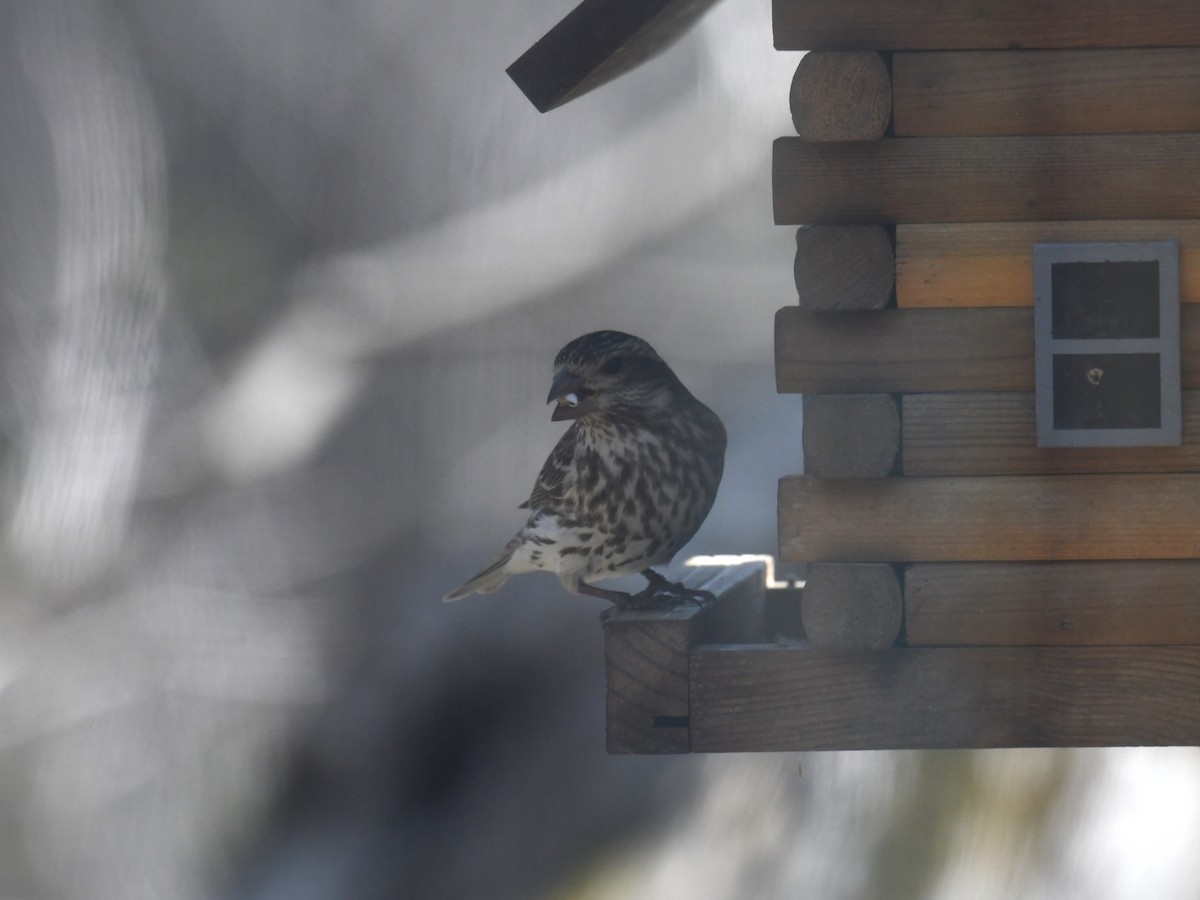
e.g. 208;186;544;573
511;0;1200;753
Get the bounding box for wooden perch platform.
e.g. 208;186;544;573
602;560;1200;752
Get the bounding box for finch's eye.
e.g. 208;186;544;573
600;357;623;376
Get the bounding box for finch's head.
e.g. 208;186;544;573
546;330;680;422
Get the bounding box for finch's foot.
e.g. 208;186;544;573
580;571;716;610
619;569;717;609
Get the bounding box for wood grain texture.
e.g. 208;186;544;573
507;0;721;112
772;0;1200;51
776;306;1200;394
801;563;902;649
773;135;1200;225
794;225;894;310
902;392;1200;476
775;307;1034;393
690;643;1200;750
896;221;1200;308
603;603;700;753
790;52;891;141
906;562;1200;646
602;562;766;753
893;50;1200;137
803;394;899;478
779;474;1200;563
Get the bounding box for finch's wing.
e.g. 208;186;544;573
520;426;577;511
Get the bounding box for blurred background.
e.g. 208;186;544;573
2;0;1200;898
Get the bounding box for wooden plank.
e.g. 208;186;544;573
773;135;1200;225
902;392;1200;476
801;563;902;649
794;225;894;310
602;561;766;753
893;50;1200;137
776;306;1200;394
896;221;1200;309
772;0;1200;52
803;394;898;478
776;307;1034;393
790;52;891;142
906;562;1200;646
779;474;1200;563
690;643;1200;751
507;0;721;112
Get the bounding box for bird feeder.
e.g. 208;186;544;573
511;0;1200;753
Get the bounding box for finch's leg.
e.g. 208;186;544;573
577;582;636;606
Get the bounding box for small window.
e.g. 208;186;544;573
1034;242;1180;447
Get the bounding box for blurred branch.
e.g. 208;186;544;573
7;0;167;592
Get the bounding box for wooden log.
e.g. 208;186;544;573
602;561;766;753
902;392;1200;476
689;643;1200;751
507;0;721;112
790;52;891;142
779;473;1200;563
893;50;1200;138
803;394;898;478
775;307;1034;393
776;306;1200;394
801;563;902;650
773;135;1200;225
772;0;1200;52
895;221;1200;309
906;562;1200;646
794;225;894;310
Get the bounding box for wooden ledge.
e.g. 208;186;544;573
602;559;798;753
602;560;1200;752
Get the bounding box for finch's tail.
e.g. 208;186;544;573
442;549;514;602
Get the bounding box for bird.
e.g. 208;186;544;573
443;330;726;608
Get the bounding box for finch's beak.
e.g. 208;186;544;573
547;369;596;421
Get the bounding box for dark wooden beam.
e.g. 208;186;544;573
507;0;721;112
773;0;1200;52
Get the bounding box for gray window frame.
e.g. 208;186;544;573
1033;241;1181;448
